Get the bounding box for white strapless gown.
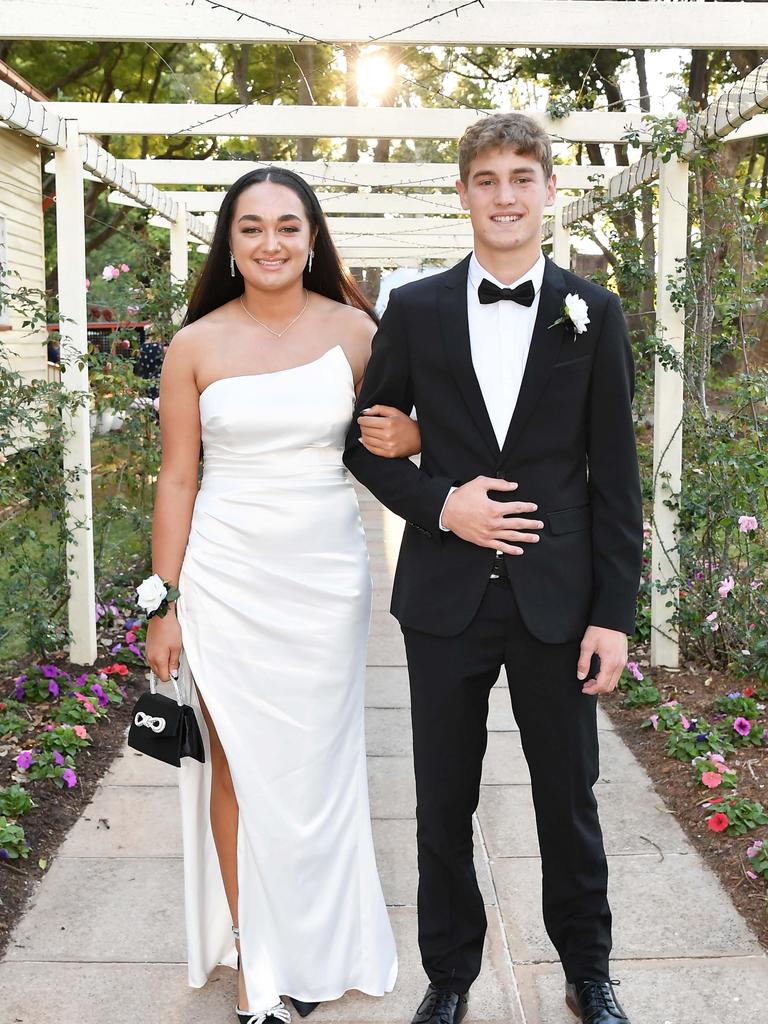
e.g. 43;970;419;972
175;344;397;1010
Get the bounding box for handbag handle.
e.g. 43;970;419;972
149;670;184;706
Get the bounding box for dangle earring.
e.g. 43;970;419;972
307;248;314;274
229;251;236;277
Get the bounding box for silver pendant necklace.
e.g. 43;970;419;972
239;290;310;338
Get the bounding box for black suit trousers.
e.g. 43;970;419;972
403;576;612;993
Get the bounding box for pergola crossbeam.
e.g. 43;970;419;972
2;1;767;48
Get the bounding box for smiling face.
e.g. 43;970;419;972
456;145;556;272
229;180;316;291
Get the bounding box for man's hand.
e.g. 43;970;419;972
441;477;543;555
358;405;421;458
578;625;628;695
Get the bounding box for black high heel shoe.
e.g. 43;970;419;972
290;997;320;1018
232;926;293;1024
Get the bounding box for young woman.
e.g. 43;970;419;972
145;167;419;1023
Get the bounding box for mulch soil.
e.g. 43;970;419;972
0;661;144;960
603;661;768;950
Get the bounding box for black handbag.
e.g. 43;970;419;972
127;672;205;767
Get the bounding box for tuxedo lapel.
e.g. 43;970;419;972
498;256;568;463
438;255;500;461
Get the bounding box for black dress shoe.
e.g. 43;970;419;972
411;983;469;1024
565;979;630;1023
290;997;320;1017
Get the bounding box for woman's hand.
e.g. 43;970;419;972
145;609;182;681
357;405;421;458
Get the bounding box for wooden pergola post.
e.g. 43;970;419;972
650;155;689;668
552;202;571;269
54;119;97;664
169;203;189;325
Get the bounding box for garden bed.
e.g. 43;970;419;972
0;599;147;959
604;660;768;949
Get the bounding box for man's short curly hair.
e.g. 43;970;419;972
458;112;553;183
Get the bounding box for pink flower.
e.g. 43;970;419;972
709;753;725;763
73;725;88;739
738;515;758;532
649;713;659;730
15;750;33;771
681;714;691;730
101;264;120;281
676;115;688;134
85;277;90;290
706;611;719;632
701;772;722;789
733;717;751;737
747;840;764;858
718;576;735;598
626;661;644;681
746;870;758;880
715;762;727;773
73;692;97;714
125;630;137;644
119;263;130;273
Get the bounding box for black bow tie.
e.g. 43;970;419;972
478;277;536;307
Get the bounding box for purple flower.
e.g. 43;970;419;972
13;673;27;684
74;673;89;687
90;682;109;708
128;644;143;657
0;849;9;860
48;680;60;698
41;664;59;678
14;682;25;700
53;750;65;766
110;643;123;654
15;750;33;771
728;691;742;700
696;733;709;743
733;717;751;737
61;768;77;788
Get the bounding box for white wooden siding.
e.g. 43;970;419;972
0;126;48;382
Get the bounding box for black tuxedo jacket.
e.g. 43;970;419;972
343;254;643;643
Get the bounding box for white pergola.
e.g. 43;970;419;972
2;1;768;668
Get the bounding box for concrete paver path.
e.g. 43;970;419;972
2;491;767;1023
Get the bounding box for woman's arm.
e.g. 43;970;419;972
145;330;202;680
358;405;421;458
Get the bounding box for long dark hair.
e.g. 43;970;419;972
183;167;377;326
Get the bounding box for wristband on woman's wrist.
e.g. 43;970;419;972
136;573;180;620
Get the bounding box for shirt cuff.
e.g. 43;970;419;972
439;486;457;532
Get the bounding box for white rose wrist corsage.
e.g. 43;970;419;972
136;573;180;619
550;292;590;339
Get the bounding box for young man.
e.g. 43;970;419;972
344;113;642;1024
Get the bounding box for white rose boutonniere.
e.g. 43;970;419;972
549;292;590;339
136;573;180;619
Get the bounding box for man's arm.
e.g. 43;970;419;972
343;289;455;538
586;291;645;635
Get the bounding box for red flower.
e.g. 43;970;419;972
707;812;729;833
102;663;129;677
743;687;755;698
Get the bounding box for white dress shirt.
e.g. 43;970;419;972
439;250;546;530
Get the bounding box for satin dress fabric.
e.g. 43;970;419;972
175;344;397;1009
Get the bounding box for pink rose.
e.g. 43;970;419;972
738;515;758;532
120;263;130;273
73;725;88;739
676;116;688;134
